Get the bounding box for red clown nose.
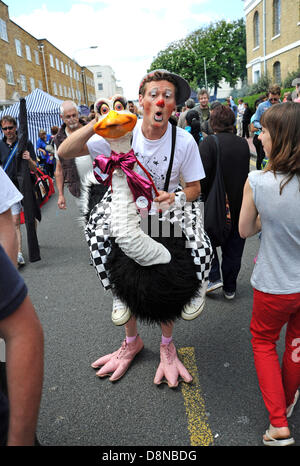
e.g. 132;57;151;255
156;99;165;107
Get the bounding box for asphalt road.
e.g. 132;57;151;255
18;175;299;449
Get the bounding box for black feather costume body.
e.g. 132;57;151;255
107;234;200;324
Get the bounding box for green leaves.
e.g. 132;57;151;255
149;19;246;93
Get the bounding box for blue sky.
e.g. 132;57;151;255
5;0;246;99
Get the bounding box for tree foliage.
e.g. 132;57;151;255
149;19;246;95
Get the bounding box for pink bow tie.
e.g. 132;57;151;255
93;150;154;211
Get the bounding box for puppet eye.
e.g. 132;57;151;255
97;103;110;115
114;100;125;112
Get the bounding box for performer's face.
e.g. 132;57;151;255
139;80;176;131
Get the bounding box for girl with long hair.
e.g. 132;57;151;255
239;102;300;446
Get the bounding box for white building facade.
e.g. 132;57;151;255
88;65;123;100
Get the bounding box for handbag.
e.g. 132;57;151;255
204;134;231;247
31;167;55;207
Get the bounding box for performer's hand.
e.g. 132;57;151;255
154;191;175;211
58;195;66;210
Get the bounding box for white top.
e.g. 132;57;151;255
87;119;205;193
0;166;23;214
249;170;300;294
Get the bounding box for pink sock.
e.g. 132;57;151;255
161;335;172;345
126;335;137;344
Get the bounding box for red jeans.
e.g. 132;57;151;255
250;289;300;427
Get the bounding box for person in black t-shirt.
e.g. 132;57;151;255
0;115;37;266
199;105;250;300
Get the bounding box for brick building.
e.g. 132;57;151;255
0;1;95;109
244;0;300;85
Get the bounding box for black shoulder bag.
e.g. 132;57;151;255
204;134;231;247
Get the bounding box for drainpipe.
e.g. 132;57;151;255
263;0;267;75
39;44;49;93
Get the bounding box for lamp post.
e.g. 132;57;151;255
203;57;208;91
71;46;98;105
187;43;208;92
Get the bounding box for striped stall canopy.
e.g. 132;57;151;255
0;89;63;151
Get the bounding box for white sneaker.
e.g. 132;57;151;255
181;281;208;321
111;296;131;326
17;252;25;267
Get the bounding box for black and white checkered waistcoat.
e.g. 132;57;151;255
85;186;213;291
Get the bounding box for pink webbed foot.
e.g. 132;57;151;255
154;342;193;388
91;335;144;382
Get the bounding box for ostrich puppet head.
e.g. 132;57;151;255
93;95;137;153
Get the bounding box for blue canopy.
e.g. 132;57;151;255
0;89;63;150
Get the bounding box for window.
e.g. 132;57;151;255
38;80;43;90
20;74;27;91
59;84;63;96
64;86;67;97
253;11;259;47
5;64;14;84
254;70;260;84
97;72;102;78
65;64;69;75
0;18;8;41
15;39;22;57
98;83;103;91
273;61;281;84
34;50;40;65
30;77;35;92
53;82;58;95
49;54;54;67
273;0;281;36
60;61;64;73
56;58;60;71
25;45;32;61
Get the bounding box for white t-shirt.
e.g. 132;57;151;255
0;166;23;214
87;119;205;193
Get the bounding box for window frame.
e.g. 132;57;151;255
273;0;281;37
15;38;22;57
253;11;260;48
5;64;14;85
25;45;32;61
0;18;8;42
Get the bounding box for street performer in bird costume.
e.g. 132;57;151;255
58;70;212;388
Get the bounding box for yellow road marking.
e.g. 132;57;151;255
178;347;214;446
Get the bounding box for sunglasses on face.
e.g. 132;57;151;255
1;126;15;131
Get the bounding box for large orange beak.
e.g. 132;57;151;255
94;110;137;139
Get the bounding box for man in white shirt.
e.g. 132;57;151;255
58;69;207;388
54;101;94;210
236;99;245;137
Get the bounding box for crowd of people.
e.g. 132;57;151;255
0;69;299;447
